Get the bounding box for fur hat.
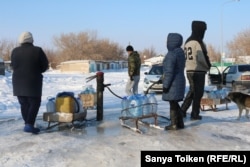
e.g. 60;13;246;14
126;45;134;51
19;31;34;44
192;21;207;31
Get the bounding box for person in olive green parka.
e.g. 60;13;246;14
125;45;141;95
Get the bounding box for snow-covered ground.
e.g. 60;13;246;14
0;67;250;167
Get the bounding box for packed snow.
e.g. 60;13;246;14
0;67;250;167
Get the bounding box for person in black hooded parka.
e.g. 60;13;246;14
11;31;49;134
180;21;211;120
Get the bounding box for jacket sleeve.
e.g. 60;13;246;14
39;48;49;72
128;55;135;76
162;52;175;89
197;50;210;71
196;43;211;71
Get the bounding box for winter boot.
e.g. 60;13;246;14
176;108;184;129
181;111;186;118
180;96;193;118
179;107;186;118
165;109;178;130
24;124;40;134
190;104;202;120
190;115;202;120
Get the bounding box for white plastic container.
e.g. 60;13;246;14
46;97;56;112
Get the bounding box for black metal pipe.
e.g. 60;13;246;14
96;72;104;121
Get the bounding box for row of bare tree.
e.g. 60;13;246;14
1;28;250;68
0;31;158;68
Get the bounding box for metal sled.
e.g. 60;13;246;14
119;103;170;134
43;110;87;129
200;98;230;112
43;92;97;129
118;77;170;134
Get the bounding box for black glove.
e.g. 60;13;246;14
155;76;163;84
155;79;161;84
163;87;169;93
130;76;134;81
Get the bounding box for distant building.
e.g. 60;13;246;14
238;56;250;63
144;55;164;66
58;60;127;73
58;60;96;73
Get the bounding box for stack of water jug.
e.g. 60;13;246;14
46;85;96;113
203;88;229;99
46;92;84;113
121;93;158;118
80;85;96;94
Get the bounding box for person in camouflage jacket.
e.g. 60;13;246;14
125;45;141;95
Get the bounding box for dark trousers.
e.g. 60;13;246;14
17;96;41;126
167;100;184;129
181;72;205;117
169;100;181;113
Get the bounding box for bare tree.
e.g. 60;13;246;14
140;46;157;62
207;44;221;63
53;32;92;61
43;48;59;69
227;28;250;59
53;31;125;62
0;39;16;61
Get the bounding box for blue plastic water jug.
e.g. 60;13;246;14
128;95;142;117
140;94;150;115
147;92;158;114
121;96;129;117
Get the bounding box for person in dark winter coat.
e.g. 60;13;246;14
125;45;141;95
180;21;211;120
162;33;186;130
11;31;49;134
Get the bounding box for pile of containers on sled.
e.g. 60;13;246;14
121;92;158;118
203;88;229;99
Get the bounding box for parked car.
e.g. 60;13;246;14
208;64;250;90
143;64;163;94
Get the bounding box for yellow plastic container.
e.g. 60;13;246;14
56;96;75;113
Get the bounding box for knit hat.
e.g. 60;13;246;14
18;31;34;44
192;21;207;31
126;45;134;51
